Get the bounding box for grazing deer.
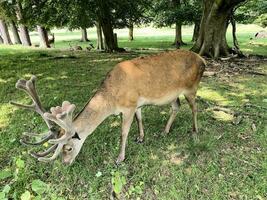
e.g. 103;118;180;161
11;50;206;165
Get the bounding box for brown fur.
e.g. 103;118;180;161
99;50;205;108
65;50;206;164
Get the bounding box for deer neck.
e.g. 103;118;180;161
72;92;114;140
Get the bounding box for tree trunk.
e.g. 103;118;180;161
0;19;12;44
114;33;118;49
98;0;122;52
230;14;238;49
192;21;200;42
101;20;117;52
16;1;31;46
81;28;89;42
18;25;31;46
96;22;104;50
173;22;185;46
0;35;3;44
37;25;50;48
191;0;245;58
129;23;133;41
10;21;21;44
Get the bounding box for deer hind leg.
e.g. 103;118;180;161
116;108;135;164
184;92;199;141
164;98;180;134
135;108;145;143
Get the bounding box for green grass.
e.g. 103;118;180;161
0;25;267;199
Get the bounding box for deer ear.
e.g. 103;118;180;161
72;132;81;140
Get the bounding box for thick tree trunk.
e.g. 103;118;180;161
96;22;104;50
0;35;3;44
129;23;134;41
173;22;185;46
10;21;21;44
37;25;50;48
191;0;245;58
18;25;31;46
192;21;200;42
101;21;116;52
0;19;12;44
16;1;31;46
81;28;89;42
98;0;123;52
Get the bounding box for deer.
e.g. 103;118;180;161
10;50;206;165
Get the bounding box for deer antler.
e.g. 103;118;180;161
34;101;76;162
10;76;57;146
44;101;76;143
11;76;78;162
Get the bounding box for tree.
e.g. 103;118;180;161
81;28;89;42
191;0;246;58
112;0;152;41
152;0;198;45
66;0;95;42
96;22;104;50
15;1;31;46
235;0;267;27
0;35;3;44
0;19;12;44
10;20;22;44
96;0;151;51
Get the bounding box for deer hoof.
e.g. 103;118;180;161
115;155;125;165
160;131;168;137
135;136;144;143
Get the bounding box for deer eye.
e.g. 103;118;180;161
64;145;73;152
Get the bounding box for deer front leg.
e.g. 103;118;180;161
116;108;135;164
135;108;145;143
164;98;180;134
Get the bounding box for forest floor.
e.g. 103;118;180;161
0;27;267;199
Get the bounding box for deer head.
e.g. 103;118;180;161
10;76;82;164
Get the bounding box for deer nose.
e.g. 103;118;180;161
63;158;74;165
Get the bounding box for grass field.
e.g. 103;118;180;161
0;25;267;199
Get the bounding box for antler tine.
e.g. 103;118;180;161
37;143;64;162
30;144;58;159
10;75;53;129
44;101;76;144
20;131;54;146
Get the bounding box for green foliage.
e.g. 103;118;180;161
20;191;31;200
0;170;12;180
31;180;48;195
152;0;202;27
235;0;267;26
254;14;267;28
111;171;126;195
